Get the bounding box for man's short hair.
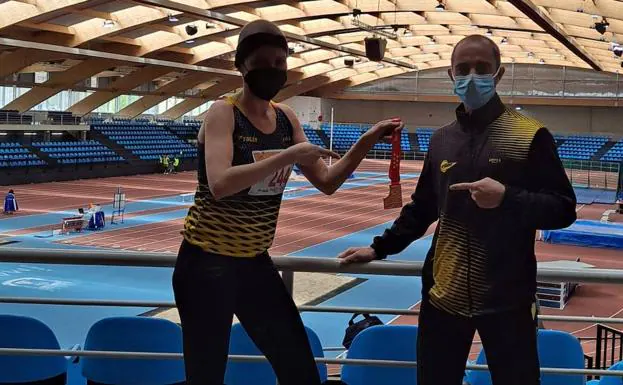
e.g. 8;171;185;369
451;35;501;69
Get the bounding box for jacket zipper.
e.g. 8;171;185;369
467;132;478;316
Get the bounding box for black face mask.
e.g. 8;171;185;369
244;68;287;101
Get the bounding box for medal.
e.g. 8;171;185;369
383;126;403;209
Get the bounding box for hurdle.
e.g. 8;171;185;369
111;187;126;224
536;260;592;310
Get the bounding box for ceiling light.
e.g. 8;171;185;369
51;132;64;136
435;1;445;11
527;52;534;58
515;106;522;111
185;39;195;44
485;29;493;37
501;37;508;44
206;23;216;29
539;59;545;64
102;19;114;28
595;20;609;35
403;29;413;37
0;133;6;136
185;24;198;35
168;14;178;22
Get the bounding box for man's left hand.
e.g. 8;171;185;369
450;177;506;209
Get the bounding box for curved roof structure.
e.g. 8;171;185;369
0;0;621;118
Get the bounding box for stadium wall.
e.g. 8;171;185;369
0;159;198;186
319;98;623;136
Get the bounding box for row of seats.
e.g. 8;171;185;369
3;314;617;385
416;128;434;152
0;154;38;160
94;124;162;129
303;125;326;147
126;145;195;151
105;133;171;139
0;147;29;154
602;142;623;162
315;123;412;152
94;123;197;162
0;142;24;148
417;129;623;162
557;135;608;161
39;147;114;154
59;156;123;164
48;151;117;158
115;135;179;145
31;140;125;164
0;142;44;167
32;140;101;147
0;160;45;168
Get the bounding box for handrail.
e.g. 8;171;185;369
0;347;621;377
2;247;623;377
2;248;623;284
1;297;623;325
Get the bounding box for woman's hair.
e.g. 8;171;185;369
8;189;13;194
234;19;288;69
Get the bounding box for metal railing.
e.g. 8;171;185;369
1;247;623;378
344;64;623;101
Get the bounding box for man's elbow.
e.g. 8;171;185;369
561;204;577;228
551;201;577;229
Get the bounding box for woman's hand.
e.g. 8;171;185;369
363;118;404;142
287;142;340;166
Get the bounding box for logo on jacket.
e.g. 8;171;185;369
440;160;457;173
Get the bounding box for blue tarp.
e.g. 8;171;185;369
542;220;623;249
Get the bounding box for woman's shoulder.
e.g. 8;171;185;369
202;99;236;124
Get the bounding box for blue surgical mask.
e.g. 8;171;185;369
453;68;500;110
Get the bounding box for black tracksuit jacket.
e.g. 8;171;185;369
370;94;577;317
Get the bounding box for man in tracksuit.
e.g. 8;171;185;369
338;35;577;384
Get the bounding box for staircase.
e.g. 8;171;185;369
316;129;331;149
89;130;141;162
593;140;618;161
24;143;57;166
408;132;421;152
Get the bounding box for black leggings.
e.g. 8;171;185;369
417;299;540;385
172;240;322;385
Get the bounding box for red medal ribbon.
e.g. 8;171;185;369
383;127;403;209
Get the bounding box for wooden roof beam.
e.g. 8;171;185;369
508;0;602;71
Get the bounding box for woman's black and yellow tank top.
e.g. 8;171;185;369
182;97;294;257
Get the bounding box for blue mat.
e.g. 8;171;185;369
574;188;617;205
542;220;623;249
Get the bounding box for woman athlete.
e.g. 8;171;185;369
173;19;404;385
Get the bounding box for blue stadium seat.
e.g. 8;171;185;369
597;361;623;385
80;317;185;385
341;325;418;385
225;323;327;385
465;329;585;385
0;315;68;383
